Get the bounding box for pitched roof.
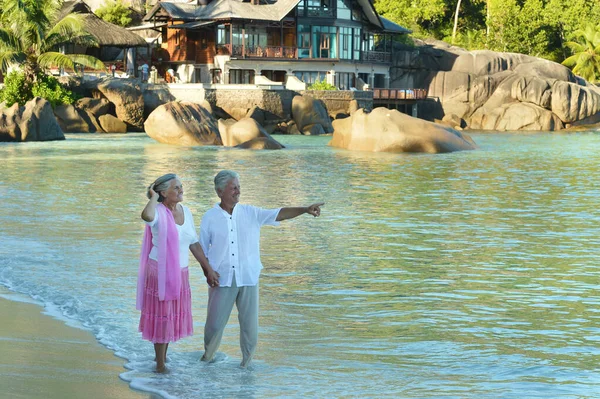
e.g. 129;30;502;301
380;17;411;34
144;0;410;34
145;0;300;22
60;0;147;47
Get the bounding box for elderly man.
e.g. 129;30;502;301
199;170;323;367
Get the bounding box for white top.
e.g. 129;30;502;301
200;203;280;287
146;204;199;268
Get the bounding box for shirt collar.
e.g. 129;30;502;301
214;202;238;217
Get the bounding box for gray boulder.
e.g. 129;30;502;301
0;97;64;142
145;101;222;146
98;114;127;133
291;95;333;133
218;117;282;148
94;78;144;130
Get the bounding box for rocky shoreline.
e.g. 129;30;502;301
1;43;599;153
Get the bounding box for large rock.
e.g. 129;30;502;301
144;101;222;146
392;42;600;130
142;84;175;119
54;104;98;133
235;137;284;150
291;95;333;133
98;114;127;133
75;97;112;118
470;102;564;131
0;97;64;142
218;117;282;148
329;107;476;153
94;78;144;130
550;81;600;124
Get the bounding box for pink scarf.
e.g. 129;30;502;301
136;203;181;310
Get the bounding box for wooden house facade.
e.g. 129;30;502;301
144;0;410;87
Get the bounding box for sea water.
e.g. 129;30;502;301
0;132;599;398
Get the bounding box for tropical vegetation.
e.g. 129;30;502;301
308;79;338;91
374;0;600;81
96;0;133;27
0;0;105;106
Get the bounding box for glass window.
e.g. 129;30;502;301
217;24;230;45
337;0;351;20
230;69;255;84
297;24;311;59
295;71;327;85
353;28;361;60
340;27;352;59
311;26;337;59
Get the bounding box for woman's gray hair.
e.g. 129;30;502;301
148;173;178;202
214;170;239;193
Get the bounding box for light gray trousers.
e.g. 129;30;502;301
202;277;259;367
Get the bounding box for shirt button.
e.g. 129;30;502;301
232;254;235;256
232;266;235;268
231;241;234;244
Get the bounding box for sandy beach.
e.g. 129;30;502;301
0;288;151;399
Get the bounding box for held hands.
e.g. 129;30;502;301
206;269;220;287
306;203;325;217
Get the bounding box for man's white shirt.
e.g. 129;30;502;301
199;203;280;287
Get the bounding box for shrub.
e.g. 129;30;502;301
0;71;78;107
308;79;337;90
0;71;31;107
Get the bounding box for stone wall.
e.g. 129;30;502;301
167;85;374;120
299;90;373;113
203;87;295;119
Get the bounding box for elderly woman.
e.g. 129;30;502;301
136;173;219;372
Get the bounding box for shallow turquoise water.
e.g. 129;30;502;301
0;132;599;398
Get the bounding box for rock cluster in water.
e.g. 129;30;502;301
392;40;600;131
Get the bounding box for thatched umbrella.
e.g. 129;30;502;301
60;1;147;47
59;0;147;75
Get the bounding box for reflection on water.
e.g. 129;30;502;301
0;132;599;398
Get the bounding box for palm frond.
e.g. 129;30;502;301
0;28;22;52
0;50;26;70
65;53;106;70
38;52;106;71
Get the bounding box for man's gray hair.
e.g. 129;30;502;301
148;173;177;202
214;170;239;193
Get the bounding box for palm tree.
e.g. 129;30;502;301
0;0;105;83
562;23;600;83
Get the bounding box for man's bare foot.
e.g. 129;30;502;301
156;364;168;373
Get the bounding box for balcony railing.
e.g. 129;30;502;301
373;88;428;100
215;43;391;63
230;45;298;59
363;51;391;63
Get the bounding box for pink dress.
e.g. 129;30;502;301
136;204;193;343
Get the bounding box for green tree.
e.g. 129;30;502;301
561;23;600;83
374;0;448;37
96;0;133;27
0;0;105;83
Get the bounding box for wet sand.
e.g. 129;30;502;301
0;291;152;399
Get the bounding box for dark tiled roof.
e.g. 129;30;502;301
380;17;411;34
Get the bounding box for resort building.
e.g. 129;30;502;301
142;0;410;89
